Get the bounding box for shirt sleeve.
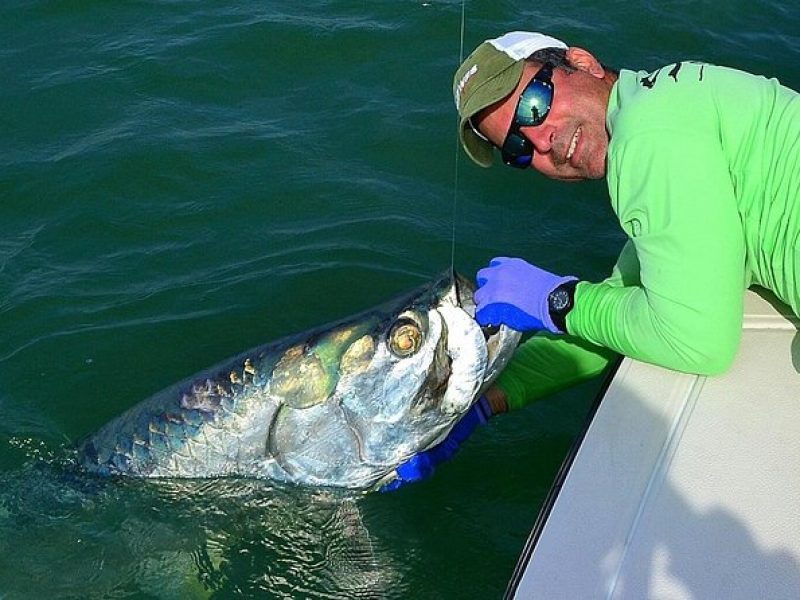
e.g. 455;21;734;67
494;332;618;412
567;129;746;375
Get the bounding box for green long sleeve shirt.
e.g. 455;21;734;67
498;62;800;410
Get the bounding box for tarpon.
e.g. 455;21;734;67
78;271;520;490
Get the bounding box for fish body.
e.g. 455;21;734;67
78;271;520;490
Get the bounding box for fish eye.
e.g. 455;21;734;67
387;317;424;358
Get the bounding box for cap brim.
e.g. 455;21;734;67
459;119;494;167
457;61;524;168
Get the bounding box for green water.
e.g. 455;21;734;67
2;1;799;597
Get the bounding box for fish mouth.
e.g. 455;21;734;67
450;271;477;314
445;271;521;395
480;323;501;339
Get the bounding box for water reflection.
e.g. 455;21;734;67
0;452;403;599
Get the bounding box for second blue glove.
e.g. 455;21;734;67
380;396;493;492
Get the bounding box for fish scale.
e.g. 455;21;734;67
77;272;520;489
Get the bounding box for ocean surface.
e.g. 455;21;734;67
1;1;799;598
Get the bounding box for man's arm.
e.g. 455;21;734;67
490;241;641;411
492;332;617;411
568;130;746;375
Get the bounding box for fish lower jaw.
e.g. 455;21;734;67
440;393;477;415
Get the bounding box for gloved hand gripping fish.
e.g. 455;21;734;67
78;271;520;490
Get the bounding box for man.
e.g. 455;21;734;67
383;30;800;491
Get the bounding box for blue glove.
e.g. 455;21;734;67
380;396;493;492
475;257;576;334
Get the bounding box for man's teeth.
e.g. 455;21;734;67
567;128;581;160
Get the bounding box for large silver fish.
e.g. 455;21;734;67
78;271;520;490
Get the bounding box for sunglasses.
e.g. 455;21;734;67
500;63;555;169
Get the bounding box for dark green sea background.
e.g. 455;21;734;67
1;1;799;598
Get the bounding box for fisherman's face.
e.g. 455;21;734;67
474;50;614;181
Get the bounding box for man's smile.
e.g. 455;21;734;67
567;126;581;163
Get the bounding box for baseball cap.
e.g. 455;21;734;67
453;31;567;167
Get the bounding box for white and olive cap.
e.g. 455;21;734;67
453;31;567;167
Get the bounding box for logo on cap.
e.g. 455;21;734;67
454;64;478;110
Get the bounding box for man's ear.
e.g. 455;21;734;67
566;47;605;78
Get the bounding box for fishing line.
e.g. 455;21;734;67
449;0;467;273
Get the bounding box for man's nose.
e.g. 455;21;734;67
524;124;556;154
